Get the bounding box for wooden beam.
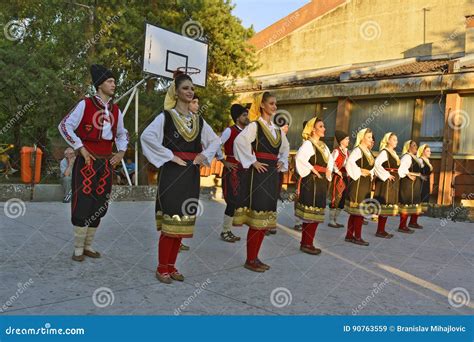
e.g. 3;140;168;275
335;97;352;134
412;98;424;143
438;93;462;205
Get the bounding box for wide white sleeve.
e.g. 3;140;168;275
140;113;174;168
220;127;231;145
200;120;221;166
278;133;290;172
295;140;315;178
216;127;231;160
58;100;86;150
326;146;334;174
374;150;390;181
331;149;340;173
115;109;129;152
233;122;257;169
346;147;362;181
398;154;412;178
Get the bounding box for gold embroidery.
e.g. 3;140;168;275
359;145;374;166
421;157;433;171
156;211;196;236
295;202;325;222
408;153;423;168
169;110;199;142
310;138;329;164
232;207;277;229
379;204;399;216
384;148;400;166
257;120;281;148
399;204;422;215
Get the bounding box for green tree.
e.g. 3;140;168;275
0;0;256;182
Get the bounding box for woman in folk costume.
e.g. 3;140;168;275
373;132;401;239
295;117;334;255
398;140;423;233
292;120;308;232
344;128;375;246
141;73;220;284
233;92;290;272
328;130;350;228
418;144;433;214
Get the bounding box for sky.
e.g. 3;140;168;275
232;0;310;32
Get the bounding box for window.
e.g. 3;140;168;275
277;102;337;150
349;98;415;152
420;96;445;153
320;102;337;149
459;96;474;155
276;103;316;150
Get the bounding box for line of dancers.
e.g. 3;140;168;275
59;65;432;284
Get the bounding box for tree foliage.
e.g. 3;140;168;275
0;0;256;166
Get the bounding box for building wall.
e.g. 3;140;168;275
252;0;472;76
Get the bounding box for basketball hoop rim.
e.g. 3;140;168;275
177;66;201;75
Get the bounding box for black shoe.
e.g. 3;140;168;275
220;231;236;243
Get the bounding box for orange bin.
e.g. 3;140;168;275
20;146;43;183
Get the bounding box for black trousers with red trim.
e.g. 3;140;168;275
71;156;113;227
222;166;241;217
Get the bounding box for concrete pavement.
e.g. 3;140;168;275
0;198;472;315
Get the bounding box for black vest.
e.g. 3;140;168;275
163;110;203;153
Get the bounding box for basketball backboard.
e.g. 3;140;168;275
143;23;208;87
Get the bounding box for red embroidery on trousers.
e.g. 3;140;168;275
96;160;110;195
230;168;240;196
80;161;96;195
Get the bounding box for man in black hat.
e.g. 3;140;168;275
216;104;250;242
58;64;129;262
